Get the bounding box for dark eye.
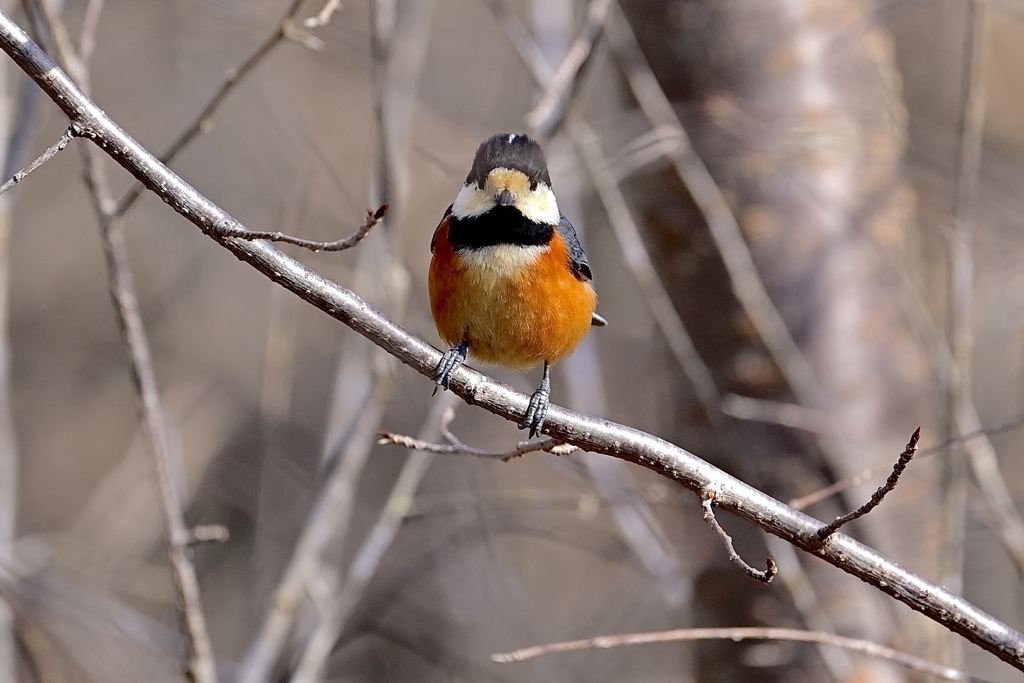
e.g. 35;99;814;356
530;181;538;191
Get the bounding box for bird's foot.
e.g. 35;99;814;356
433;341;468;395
520;365;551;438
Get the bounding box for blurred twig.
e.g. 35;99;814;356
602;3;823;411
568;119;727;434
291;392;458;683
491;626;990;682
790;415;1024;510
112;0;307;219
4;13;1024;670
721;394;839;435
303;0;342;28
526;0;612;136
30;2;218;680
238;368;396;683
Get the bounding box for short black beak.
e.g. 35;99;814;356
496;189;515;206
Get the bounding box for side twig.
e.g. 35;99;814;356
701;489;777;583
220;204;387;252
816;428;921;542
0;124;74;196
379;405;578;461
3;14;1024;669
491;626;991;682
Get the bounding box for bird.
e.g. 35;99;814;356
428;133;603;437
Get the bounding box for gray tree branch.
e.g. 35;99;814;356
0;9;1022;674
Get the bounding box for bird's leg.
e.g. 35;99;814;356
433;340;468;395
522;362;551;438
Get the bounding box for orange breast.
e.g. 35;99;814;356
429;217;597;369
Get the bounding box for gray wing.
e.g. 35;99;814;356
557;213;592;281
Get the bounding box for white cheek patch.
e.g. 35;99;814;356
516;185;560;225
458;244;549;283
452;184;493;218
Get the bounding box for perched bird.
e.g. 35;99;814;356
429;133;603;436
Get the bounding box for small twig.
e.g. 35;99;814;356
185;525;230;546
816;428;921;542
790;416;1024;510
491;626;990;682
379;405;578;461
112;0;306;220
0;125;74;196
303;0;342;28
701;489;776;583
526;0;612;135
721;394;839;435
76;0;104;64
220;204;387;252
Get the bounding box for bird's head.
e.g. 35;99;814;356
452;133;560;225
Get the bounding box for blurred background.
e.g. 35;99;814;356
0;0;1022;681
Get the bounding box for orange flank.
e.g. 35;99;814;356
429;216;597;369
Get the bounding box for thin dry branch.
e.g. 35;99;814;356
0;124;73;196
222;204;387;252
602;3;823;411
491;627;990;682
816;428;920;541
789;416;1024;511
379;405;578;461
303;0;342;28
238;370;395;683
112;0;306;219
3;12;1024;671
291;393;457;683
31;3;217;680
526;0;612;135
701;489;776;583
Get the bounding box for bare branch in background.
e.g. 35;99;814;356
816;428;920;541
602;3;823;411
491;626;991;682
30;1;217;679
238;368;396;683
701;489;776;583
112;0;307;219
526;0;612;136
304;0;343;28
721;395;839;435
0;124;74;196
790;416;1024;510
3;11;1024;671
568;119;728;435
291;393;458;683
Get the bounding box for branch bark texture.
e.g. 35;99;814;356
0;9;1021;673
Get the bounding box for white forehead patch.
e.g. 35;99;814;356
508;133;516;143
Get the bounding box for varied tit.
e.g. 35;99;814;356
428;133;604;436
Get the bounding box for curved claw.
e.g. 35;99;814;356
433;341;468;395
520;363;551;438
